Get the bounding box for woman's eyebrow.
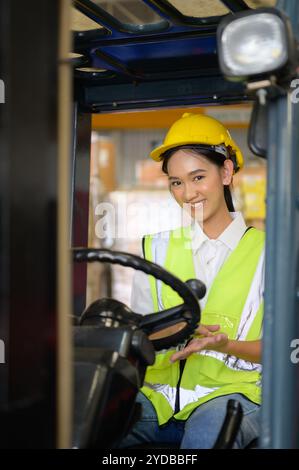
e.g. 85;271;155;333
168;168;207;180
188;168;207;175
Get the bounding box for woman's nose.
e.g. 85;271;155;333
183;183;199;203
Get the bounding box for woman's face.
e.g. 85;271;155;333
166;149;233;224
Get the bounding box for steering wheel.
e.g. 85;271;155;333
73;248;206;350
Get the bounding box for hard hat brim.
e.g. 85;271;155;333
150;141;243;171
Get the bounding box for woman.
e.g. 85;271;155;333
122;112;264;449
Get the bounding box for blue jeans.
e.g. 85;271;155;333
119;392;260;449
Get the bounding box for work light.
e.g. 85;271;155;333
217;8;297;83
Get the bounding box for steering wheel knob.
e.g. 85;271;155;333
185;279;206;300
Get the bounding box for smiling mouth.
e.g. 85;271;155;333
190;200;206;207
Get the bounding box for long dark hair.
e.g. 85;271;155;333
160;145;235;212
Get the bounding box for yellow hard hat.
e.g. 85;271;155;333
150;112;243;171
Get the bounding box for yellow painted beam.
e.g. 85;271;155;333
92;105;251;130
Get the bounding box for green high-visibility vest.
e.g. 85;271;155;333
141;226;265;426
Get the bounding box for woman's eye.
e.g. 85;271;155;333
170;180;181;187
194;175;204;182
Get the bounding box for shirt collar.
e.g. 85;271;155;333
218;212;247;250
191;212;247;252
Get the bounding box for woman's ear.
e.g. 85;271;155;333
222;159;234;185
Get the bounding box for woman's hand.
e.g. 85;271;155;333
170;328;228;362
170;326;262;364
195;323;221;337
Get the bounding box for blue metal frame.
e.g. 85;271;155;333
261;0;299;449
73;0;252;112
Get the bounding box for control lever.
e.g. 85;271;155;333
213;399;243;449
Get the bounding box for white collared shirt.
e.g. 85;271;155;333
130;212;247;314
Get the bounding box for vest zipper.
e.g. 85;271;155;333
174;358;187;414
174;338;191;414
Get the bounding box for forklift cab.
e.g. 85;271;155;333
70;0;299;449
0;0;299;451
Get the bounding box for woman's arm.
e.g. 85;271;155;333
216;338;261;364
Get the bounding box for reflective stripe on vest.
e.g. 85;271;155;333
141;226;264;425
